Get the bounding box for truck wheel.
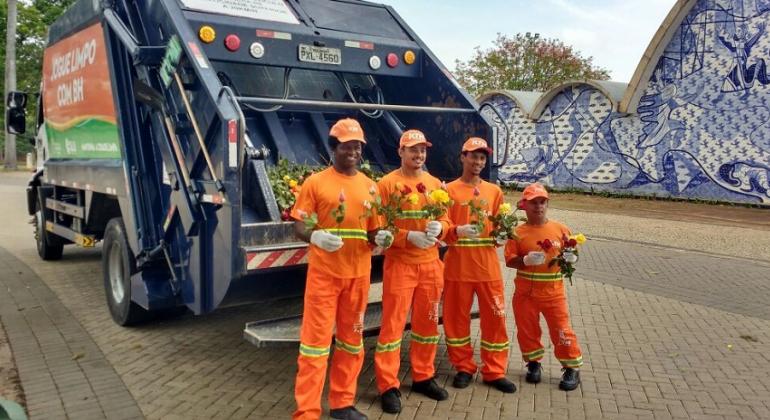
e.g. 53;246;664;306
102;218;148;326
35;197;63;260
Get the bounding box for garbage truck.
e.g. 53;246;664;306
5;0;499;346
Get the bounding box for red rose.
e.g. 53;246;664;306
416;182;427;193
402;185;412;195
567;239;577;248
281;209;291;221
539;239;553;251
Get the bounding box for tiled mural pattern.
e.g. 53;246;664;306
484;0;770;204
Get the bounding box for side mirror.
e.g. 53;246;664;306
6;91;27;108
6;108;26;135
5;91;28;135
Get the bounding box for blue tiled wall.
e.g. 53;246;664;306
485;0;770;205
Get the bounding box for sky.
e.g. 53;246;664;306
379;0;679;83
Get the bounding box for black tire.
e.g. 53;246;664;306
102;218;149;326
35;196;63;261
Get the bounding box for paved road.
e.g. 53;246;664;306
1;171;769;419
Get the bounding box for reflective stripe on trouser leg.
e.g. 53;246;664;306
443;280;477;375
513;292;545;362
476;280;510;381
542;297;583;368
374;258;417;393
329;276;370;410
409;260;444;382
294;270;339;420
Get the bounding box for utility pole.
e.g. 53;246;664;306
4;0;18;169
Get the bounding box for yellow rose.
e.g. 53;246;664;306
395;182;404;191
283;175;291;182
573;233;587;244
498;202;512;215
288;179;298;188
429;189;450;205
407;193;420;205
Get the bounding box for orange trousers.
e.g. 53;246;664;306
293;268;370;420
512;284;582;369
374;258;443;393
443;280;509;381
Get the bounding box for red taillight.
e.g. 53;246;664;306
224;34;241;51
386;53;399;68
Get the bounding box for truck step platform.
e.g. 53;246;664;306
244;292;480;348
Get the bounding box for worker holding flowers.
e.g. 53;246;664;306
374;129;452;414
504;183;584;391
290;118;392;420
442;137;517;393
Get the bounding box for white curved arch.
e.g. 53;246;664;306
477;90;542;115
619;0;698;113
529;80;628;119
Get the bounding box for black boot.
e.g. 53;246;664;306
525;361;542;384
330;406;368;420
380;388;402;414
412;377;449;401
483;377;517;393
452;371;473;389
559;368;580;391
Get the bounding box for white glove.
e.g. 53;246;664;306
494;232;508;246
374;230;394;248
407;231;438;249
310;230;344;252
456;224;480;238
563;251;578;264
425;221;443;238
522;251;546;266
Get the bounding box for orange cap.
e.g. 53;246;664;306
329;118;366;143
518;183;549;208
399;129;432;148
462;137;492;154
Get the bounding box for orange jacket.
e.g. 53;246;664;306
443;179;504;282
378;169;450;265
504;220;572;298
290;167;379;278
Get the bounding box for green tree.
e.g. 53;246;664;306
1;0;75;158
454;33;611;97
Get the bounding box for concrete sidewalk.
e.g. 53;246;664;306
0;246;143;420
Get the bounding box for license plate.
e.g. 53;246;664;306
298;44;341;65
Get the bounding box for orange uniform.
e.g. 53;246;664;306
504;221;583;369
374;169;450;393
442;180;510;381
290;167;379;420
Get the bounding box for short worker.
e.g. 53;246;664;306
504;183;583;391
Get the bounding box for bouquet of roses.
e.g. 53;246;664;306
367;184;408;248
488;202;524;242
540;233;587;285
420;182;453;220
